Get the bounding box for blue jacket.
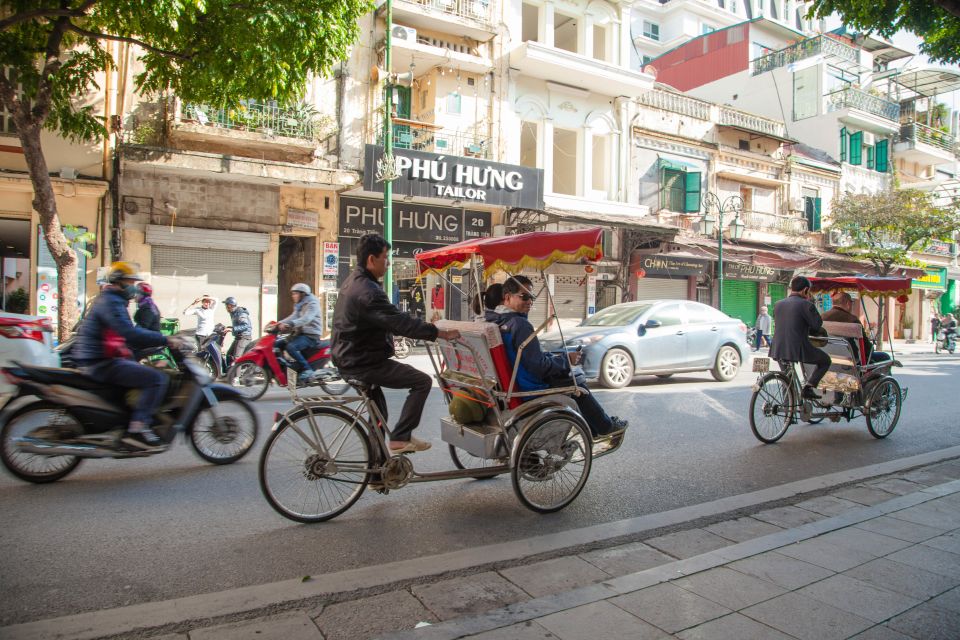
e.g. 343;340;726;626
494;311;570;392
73;288;167;365
229;306;252;338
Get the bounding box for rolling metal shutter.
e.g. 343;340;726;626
553;275;587;330
635;276;687;301
519;272;549;329
151;246;262;337
721;279;758;325
767;282;787;332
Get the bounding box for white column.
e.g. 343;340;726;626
584;14;594;59
582;125;594;198
543;2;555;48
620;4;632;68
542;118;555;194
609;131;619;201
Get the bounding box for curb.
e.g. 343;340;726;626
4;445;960;640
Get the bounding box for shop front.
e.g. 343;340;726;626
720;261;782;326
629;252;708;302
910;266;948;341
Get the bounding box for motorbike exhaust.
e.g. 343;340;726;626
14;437;150;459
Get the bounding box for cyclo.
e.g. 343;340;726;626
749;276;909;443
258;228;625;522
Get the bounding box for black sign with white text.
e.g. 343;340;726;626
338;196;491;246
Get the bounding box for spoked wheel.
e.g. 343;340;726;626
511;412;592;513
316;362;350;396
189;396;258;464
227;362;270;400
749;373;794;444
0;402;84;483
866;377;902;439
259;406;372;523
711;345;742;382
449;445;504;480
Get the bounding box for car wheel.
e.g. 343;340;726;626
599;348;634;389
711;345;741;382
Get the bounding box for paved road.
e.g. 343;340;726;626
2;352;959;624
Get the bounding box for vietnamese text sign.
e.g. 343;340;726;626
913;267;947;291
338;197;491;246
636;254;709;278
322;242;339;277
286;208;319;230
723;261;778;282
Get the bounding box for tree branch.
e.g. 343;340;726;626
65;22;193;61
0;4;91;31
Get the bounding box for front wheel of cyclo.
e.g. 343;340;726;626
511;412;592;513
259;406;372;523
749;372;794;444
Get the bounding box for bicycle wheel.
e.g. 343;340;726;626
866;377;902;439
189;396;259;464
259;406;372;523
511;412;592;513
749;373;794;443
316;362;350;396
227;362;270;400
449;444;504;480
0;402;83;483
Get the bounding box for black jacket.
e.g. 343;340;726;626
770;293;825;363
332;268;439;371
134;297;161;332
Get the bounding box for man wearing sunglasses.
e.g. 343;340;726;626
494;276;628;439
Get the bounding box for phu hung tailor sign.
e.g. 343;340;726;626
338;196;491;246
363;144;544;209
723;261;778;282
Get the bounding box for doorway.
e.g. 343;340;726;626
278;235;317;320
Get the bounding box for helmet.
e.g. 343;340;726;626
107;261;143;284
291;283;311;295
136;282;153;296
224;296;238;306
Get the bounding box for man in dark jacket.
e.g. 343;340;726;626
223;296;252;362
332;234;460;454
72;262;179;449
770;275;831;399
494;276;627;438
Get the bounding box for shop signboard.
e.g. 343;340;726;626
723;261;778;282
635;254;708;278
338;197;491;246
322;242;339;277
912;267;947;291
362;145;544;209
36;226;87;331
286;208;319;230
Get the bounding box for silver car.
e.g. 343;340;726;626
540;300;751;388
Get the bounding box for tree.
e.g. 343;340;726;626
807;0;960;64
0;0;370;340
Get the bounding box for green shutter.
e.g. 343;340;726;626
876;139;889;172
840;127;847;162
849;131;862;165
813;198;822;231
684;171;701;212
866;145;874;169
767;283;787;332
721;279;758;325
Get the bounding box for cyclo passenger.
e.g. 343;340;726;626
72;262;183;450
492;275;628;439
770;275;831;400
331;234;461;454
821;291;886;364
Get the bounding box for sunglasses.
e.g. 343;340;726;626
514;293;536;302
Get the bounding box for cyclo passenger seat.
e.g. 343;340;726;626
434;319;519;410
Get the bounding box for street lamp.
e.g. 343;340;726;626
700;192;745;312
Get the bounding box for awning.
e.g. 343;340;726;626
892;67;960;98
508;206;678;235
717;124;796;144
657;156;700;172
803;247;925;279
673;237;820;271
716;169;788;187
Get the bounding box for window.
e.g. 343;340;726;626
642;21;660;41
866;145;874;170
554;13;578;53
650;303;683;327
661;168;701;212
520;121;538;168
849;131;863;165
446;92;461;115
803;188;821;231
840;127;847;162
875;139;889;172
739;185;753;211
702;23;715;35
592;134;611;193
738;139;750;151
792;64;818;120
641;55;653;67
593;24;608;61
552;127;578;195
521;3;539;43
685;302;726;324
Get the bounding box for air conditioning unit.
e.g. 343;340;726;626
789;197;804;211
861;132;876;146
391;25;417;43
828;229;852;247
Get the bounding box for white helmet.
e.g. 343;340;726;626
291;283;311;295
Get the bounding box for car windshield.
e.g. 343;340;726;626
581;304;653;327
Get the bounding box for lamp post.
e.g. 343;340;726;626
383;0;394;298
700;193;745;313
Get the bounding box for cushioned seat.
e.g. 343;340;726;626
9;364;108;391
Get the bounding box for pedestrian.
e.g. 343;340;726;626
223;296;252;363
183;294;218;347
754;305;772;351
931;313;942;344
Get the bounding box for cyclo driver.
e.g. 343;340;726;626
770;275;831;400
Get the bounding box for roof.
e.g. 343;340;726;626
788;142;841;169
829;27;913;65
892;67;960;97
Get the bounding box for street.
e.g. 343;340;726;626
2;351;959;626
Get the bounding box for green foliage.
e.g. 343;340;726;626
830;189;960;275
807;0;960;64
63;224;96;259
4;287;29;314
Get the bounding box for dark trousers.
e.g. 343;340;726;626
276;334;319;372
85;359;169;426
755;332;770;350
803;348;832;388
551;372;614;437
227;336;250;361
342;359;432;442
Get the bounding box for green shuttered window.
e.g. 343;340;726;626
875;139;889;172
849;131;862;165
840;127;847;162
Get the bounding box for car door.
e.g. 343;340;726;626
683;302;724;367
633;303;687;371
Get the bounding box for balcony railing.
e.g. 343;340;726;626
827;87;900;122
719;107;787;139
741;210;809;235
752;34;860;76
638;89;711;121
901;121;958;155
181;102;327;142
404;0;493;24
382;117;492;159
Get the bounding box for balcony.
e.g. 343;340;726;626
719;107;788;140
380;117;492;159
511;41;654;96
827;87;901;133
392;0;495;40
638;89;711;121
741;210;809;236
389;30;492;75
895;121;959;166
752;34;862;76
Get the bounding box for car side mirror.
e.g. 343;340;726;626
645;319;662;329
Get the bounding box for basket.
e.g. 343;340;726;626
160;318;180;336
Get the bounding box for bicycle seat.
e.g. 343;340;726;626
345;378;378;393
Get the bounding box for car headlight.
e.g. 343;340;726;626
570;335;605;347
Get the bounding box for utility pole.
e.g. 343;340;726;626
383;0;394;298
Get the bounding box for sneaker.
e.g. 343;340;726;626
388;437;432;454
609;416;629;431
802;385;822;400
121;427;163;450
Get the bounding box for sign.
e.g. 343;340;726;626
912;267;947;291
363;144;544;209
338;197;491;246
925;241;955;258
286;208;319;230
586;275;597;316
636;254;709;278
723;261;778;282
324;290;337;333
36;226;87;330
322;242;339;277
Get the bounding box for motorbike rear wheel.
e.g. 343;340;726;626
189;395;258;464
0;402;84;483
227;362;270;400
315;361;349;396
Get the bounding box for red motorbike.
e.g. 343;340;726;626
226;322;348;400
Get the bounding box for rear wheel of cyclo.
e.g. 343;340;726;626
259;406;372;523
511;412;592;513
749;372;794;444
449;445;505;480
866;377;902;439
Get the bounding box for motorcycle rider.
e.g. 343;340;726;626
72;262;180;449
133;282;161;331
276;283;323;381
223;296;252;363
942;313;957;348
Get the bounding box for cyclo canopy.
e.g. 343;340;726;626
808;276;913;299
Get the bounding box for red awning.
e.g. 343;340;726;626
415;228;604;276
809;276;913;298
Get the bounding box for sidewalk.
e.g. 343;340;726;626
4;453;959;640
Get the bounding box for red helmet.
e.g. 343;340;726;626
137;282;153;296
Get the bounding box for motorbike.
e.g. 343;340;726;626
0;344;259;484
226;322;348;400
197;323;229;378
935;328;957;354
393;336;412;359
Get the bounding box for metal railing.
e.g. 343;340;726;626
180;102;326;142
638;89;711;120
402;0;494;24
382;118;492;159
752;34;861;76
719;107;787;139
901;121;959;155
827;87;900;122
741;210;809;235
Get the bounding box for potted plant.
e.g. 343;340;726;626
903;315;914;342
